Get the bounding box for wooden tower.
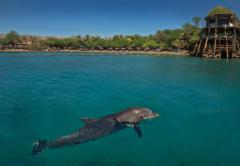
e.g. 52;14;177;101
194;6;240;58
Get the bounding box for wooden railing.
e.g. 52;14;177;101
216;45;236;50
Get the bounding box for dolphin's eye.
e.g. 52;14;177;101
140;116;144;119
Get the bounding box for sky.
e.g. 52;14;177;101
0;0;239;37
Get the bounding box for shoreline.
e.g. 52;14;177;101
0;49;190;56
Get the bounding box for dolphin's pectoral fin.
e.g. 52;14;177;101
79;118;99;125
134;123;142;138
31;140;47;155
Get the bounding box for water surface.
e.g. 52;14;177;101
0;52;240;166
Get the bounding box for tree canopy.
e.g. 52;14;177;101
3;31;21;46
0;17;202;51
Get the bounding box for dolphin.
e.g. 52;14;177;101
31;107;159;155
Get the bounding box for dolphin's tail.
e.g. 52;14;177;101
31;140;48;155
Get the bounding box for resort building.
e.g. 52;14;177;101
194;6;240;58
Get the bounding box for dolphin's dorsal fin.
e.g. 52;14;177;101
79;118;98;124
134;123;142;138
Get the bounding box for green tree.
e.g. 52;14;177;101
72;36;83;48
166;29;182;47
173;39;185;50
192;17;202;27
189;28;201;47
111;35;131;48
154;30;166;43
130;35;147;48
0;38;8;46
5;31;21;46
143;40;159;49
29;38;48;50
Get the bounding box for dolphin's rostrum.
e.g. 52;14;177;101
32;107;159;155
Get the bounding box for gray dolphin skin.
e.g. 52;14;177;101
31;107;159;155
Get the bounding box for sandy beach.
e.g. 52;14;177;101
0;49;190;56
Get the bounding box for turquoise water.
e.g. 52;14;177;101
0;52;240;166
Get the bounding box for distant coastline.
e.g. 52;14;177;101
0;49;190;56
0;15;201;57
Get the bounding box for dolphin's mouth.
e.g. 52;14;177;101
144;112;159;120
153;112;160;118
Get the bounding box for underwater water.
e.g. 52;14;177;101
0;52;240;166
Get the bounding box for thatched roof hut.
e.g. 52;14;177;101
208;5;234;16
194;6;240;58
205;6;240;27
